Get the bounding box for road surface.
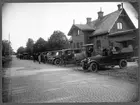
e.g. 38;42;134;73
3;56;138;103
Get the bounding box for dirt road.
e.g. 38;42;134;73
3;56;138;103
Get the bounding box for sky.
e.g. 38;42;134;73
2;2;138;52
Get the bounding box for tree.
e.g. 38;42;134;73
48;30;70;51
26;38;34;55
17;46;26;54
33;37;47;53
2;40;13;56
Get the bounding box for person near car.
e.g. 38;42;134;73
45;53;48;63
38;53;41;64
40;53;45;63
87;46;93;57
42;54;46;63
61;51;67;66
128;44;133;51
102;48;108;56
33;53;36;62
112;46;116;52
108;46;113;55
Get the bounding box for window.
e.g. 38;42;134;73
117;22;122;30
73;43;75;48
77;30;80;35
96;40;101;49
77;42;80;48
80;42;83;47
122;41;128;47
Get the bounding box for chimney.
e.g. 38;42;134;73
73;19;75;24
86;17;92;25
98;8;104;20
121;3;123;9
117;4;121;11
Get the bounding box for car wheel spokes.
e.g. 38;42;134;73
90;63;98;72
55;59;60;65
119;59;127;69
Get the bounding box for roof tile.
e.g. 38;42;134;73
91;9;122;36
68;9;123;36
75;24;95;31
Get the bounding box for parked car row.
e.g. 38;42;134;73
16;53;33;60
16;43;135;72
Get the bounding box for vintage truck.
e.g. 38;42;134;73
81;47;134;72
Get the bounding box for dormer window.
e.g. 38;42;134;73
77;30;80;35
117;22;122;30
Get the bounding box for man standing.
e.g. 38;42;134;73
38;53;41;64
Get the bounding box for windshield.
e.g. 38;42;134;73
47;52;57;56
55;51;62;56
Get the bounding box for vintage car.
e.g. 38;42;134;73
48;49;76;65
48;48;83;65
81;49;133;72
60;48;81;65
74;44;94;65
46;50;60;64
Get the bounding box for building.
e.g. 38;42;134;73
68;23;94;49
68;3;137;55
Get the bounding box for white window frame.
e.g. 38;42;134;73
117;22;123;30
77;30;80;35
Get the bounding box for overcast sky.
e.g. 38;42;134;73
2;2;138;52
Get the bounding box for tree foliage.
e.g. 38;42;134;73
33;37;47;53
48;31;70;51
16;30;70;54
2;40;13;56
17;46;26;54
26;38;34;55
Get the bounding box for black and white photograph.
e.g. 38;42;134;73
2;1;139;103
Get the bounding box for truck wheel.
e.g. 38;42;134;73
89;62;98;72
119;59;127;69
54;59;61;65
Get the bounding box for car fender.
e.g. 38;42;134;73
89;60;99;66
53;58;61;64
54;58;61;61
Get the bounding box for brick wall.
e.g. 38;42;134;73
71;29;84;49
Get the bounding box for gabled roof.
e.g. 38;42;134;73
68;8;136;37
68;24;95;35
90;9;123;36
75;24;95;31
